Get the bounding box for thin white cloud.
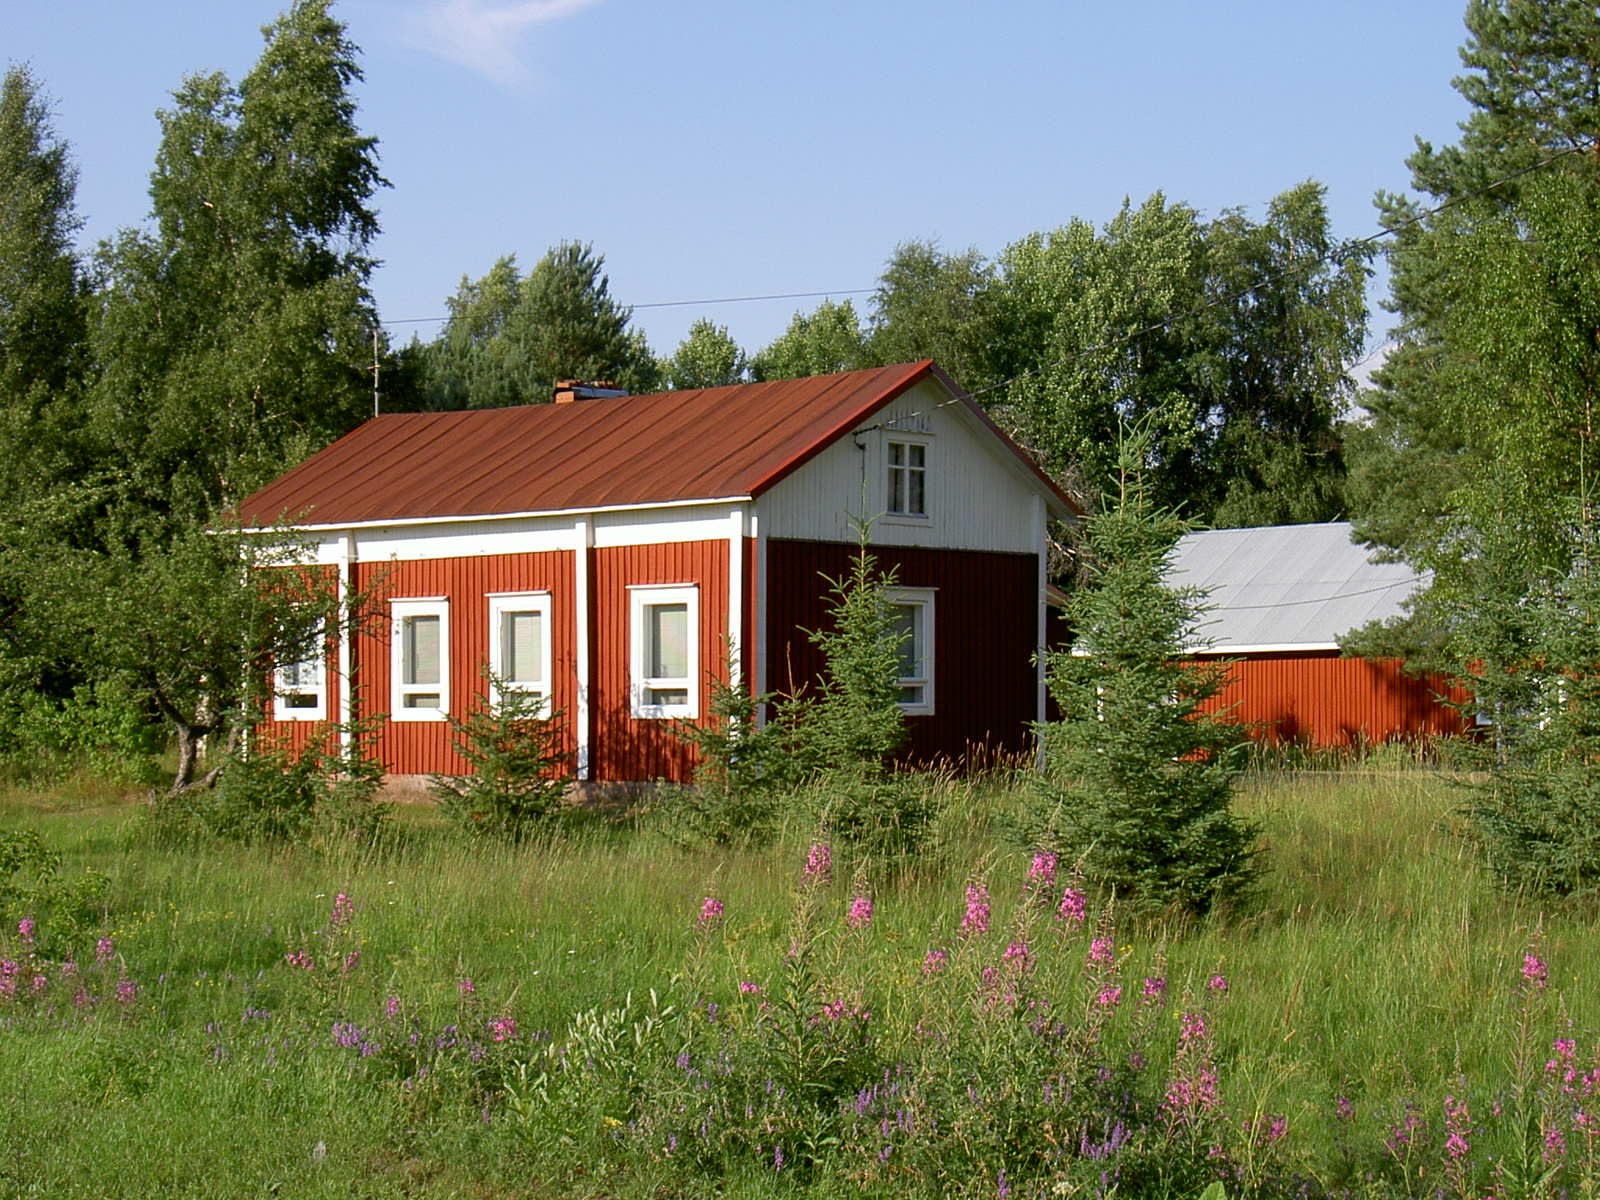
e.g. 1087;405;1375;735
405;0;604;87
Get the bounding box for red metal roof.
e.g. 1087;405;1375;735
238;361;1076;527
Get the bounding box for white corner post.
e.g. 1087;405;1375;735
1032;494;1049;769
728;507;745;691
574;515;593;781
338;529;357;754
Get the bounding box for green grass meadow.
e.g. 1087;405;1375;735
1;763;1597;1198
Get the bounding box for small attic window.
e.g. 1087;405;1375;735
887;438;928;517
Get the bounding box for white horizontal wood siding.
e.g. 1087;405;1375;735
757;378;1041;553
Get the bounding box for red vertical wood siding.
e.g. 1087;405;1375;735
350;552;576;775
258;565;340;757
590;539;729;782
1196;650;1471;747
763;538;1040;764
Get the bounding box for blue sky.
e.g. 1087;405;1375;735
12;1;1476;370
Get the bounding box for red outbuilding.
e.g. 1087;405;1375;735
1169;522;1472;748
238;361;1079;783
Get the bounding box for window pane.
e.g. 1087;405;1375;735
647;687;689;707
890;604;920;677
908;466;925;514
888;463;904;512
404;615;440;685
908;443;924;469
648;603;689;678
503;610;543;683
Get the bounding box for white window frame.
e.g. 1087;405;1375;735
487;592;553;719
885;435;931;522
273;626;327;721
629;584;699;719
390;598;450;721
886;587;936;715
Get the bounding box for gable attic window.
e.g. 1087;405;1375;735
630;584;699;719
391;598;449;720
886;438;928;518
273;628;327;721
886;587;935;715
488;592;552;718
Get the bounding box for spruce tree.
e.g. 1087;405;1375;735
1033;436;1257;916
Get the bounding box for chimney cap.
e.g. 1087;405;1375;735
553;379;630;404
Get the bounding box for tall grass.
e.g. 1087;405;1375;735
1;764;1597;1197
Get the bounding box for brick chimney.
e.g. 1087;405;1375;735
553;380;630;404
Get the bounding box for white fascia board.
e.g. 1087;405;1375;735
241;494;755;536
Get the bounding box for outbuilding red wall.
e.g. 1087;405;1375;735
1195;649;1471;747
763;538;1041;764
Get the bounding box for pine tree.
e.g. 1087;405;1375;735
1033;436;1257;916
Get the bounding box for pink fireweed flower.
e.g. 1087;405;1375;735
1523;951;1548;989
1057;886;1087;927
1002;940;1030;966
1545;1124;1567;1162
59;958;77;979
341;950;361;974
1087;937;1114;968
458;977;475;996
1206;973;1229;995
1027;852;1057;893
284;950;315;971
698;896;725;928
922;947;948;975
95;937;114;965
960;882;990;937
803;843;832;885
17;917;34;945
384;995;402;1018
30;974;46;995
489;1016;517;1042
115;977;137;1005
1444;1095;1470;1160
846;894;874;929
1180;1011;1208;1043
330;892;355;928
738;980;763;995
1096;984;1122;1009
1141;976;1168;1005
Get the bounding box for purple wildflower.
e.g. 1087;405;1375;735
803;843;832;884
738;980;763;995
1027;852;1057;893
1523;951;1548;989
1087;937;1114;968
17;917;34;945
1141;976;1167;1005
1207;972;1229;994
922;947;947;975
960;882;990;937
698;895;724;928
489;1016;517;1042
458;977;475;996
1057;885;1087;926
846;894;874;929
1096;984;1122;1009
114;977;137;1005
385;995;402;1017
95;937;114;965
330;892;354;928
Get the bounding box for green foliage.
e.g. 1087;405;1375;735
989;183;1366;521
749;298;866;381
151;715;386;846
863;239;995;387
1033;436;1258;915
430;674;570;840
0;680;162;785
665;318;747;390
0;829;109;947
423;241;660;408
666;669;802;846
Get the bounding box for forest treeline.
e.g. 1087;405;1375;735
5;0;1600;886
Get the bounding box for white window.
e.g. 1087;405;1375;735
391;598;449;720
488;592;553;718
630;584;699;719
886;588;935;715
273;629;327;721
887;438;928;517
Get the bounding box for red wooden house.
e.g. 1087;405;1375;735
1170;522;1471;747
238;361;1078;783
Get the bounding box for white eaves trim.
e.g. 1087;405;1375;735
1188;642;1341;655
240;494;756;535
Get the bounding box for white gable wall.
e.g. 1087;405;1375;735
758;379;1042;554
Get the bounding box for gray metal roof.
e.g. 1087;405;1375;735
1168;522;1425;651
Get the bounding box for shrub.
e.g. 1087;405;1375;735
430;674;569;840
0;680;162;785
150;717;386;846
1031;435;1258;915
